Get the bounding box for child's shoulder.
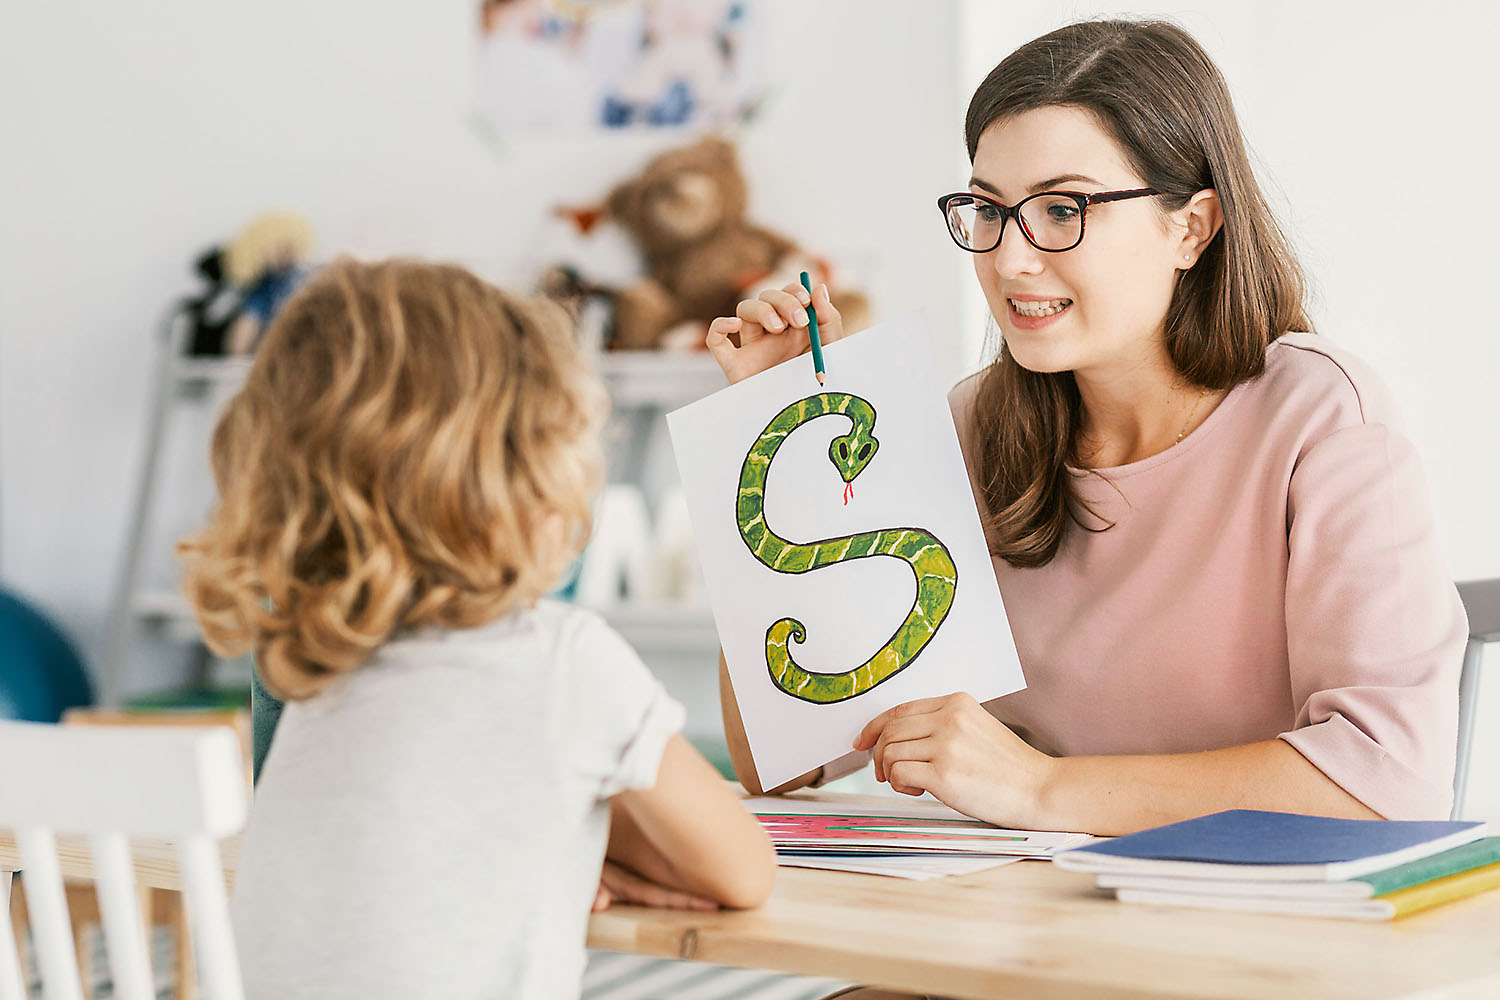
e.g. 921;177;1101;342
369;600;622;675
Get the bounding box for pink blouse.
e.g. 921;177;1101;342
828;334;1465;820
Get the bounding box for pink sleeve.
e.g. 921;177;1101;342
1280;420;1466;820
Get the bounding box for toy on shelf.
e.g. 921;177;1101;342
562;136;868;352
223;211;314;356
180;247;245;357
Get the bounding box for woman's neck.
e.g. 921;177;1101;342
1071;349;1222;469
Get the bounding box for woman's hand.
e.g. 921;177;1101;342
706;280;850;385
591;860;720;913
853;693;1056;828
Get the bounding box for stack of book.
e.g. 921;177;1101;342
1052;809;1499;920
743;795;1095;880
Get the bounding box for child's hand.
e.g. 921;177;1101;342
591;860;720;912
706;281;849;385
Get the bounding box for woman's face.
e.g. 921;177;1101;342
969;105;1187;379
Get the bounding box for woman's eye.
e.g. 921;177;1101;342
977;206;1003;223
1045;203;1081;223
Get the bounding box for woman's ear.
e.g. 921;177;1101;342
1175;188;1224;269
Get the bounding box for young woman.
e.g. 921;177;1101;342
708;19;1465;838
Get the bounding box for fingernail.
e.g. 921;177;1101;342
798;287;811;305
794;309;809;326
767;316;784;330
821;283;832;304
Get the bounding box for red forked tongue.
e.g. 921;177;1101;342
843;481;854;506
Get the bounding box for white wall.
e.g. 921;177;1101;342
0;0;965;697
961;1;1500;819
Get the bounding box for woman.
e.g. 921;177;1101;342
707;18;1465;838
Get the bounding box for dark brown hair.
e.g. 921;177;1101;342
966;19;1312;567
179;258;605;699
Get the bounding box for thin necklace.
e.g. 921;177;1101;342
1176;388;1209;444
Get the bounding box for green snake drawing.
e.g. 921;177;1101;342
737;392;958;704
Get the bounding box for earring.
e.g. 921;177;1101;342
1183;254;1192;263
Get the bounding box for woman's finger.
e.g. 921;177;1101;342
705;315;743;373
871;714;934;783
758;287;810;330
779;280;813;306
813;283;846;345
736;296;790;334
855;696;948;751
887;759;938;797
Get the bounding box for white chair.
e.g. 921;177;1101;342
0;721;247;1000
1454;579;1500;821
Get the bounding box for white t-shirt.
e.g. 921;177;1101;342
231;601;685;1000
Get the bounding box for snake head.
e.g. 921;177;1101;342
829;432;879;483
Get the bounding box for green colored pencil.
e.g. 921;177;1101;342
800;271;825;385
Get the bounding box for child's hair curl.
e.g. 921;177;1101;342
179;257;606;700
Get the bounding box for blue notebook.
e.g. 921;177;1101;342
1051;810;1487;882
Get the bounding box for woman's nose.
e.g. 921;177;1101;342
988;223;1046;280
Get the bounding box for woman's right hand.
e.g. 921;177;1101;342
706;280;850;385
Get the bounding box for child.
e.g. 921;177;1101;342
181;258;775;1000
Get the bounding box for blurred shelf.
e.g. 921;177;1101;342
597;351;725;409
581;601;720;655
135;590;719;657
162;351;725;409
171;356;253;385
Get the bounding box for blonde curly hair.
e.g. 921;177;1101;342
179;257;606;700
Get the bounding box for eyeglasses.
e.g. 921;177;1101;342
937;188;1158;254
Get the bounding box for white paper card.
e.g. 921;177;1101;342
666;312;1025;788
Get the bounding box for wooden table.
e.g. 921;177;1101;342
6;797;1500;1000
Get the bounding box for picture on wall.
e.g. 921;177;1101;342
477;0;764;132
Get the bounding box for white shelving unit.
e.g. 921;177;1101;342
103;331;728;705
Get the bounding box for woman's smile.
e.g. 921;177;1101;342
1007;295;1073;329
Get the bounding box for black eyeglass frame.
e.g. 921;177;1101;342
936;188;1159;254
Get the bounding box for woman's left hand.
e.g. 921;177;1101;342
853;692;1055;827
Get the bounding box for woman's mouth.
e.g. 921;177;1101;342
1008;297;1072;318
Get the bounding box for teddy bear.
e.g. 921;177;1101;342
604;136;867;351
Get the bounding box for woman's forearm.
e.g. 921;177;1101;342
1033;739;1381;836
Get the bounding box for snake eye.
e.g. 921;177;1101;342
838;442;849;459
858;443;872;461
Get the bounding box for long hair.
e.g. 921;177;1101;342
179;258;606;699
966;19;1312;567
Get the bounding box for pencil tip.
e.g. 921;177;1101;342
815;371;825;385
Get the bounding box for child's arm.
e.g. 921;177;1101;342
608;733;776;910
718;651;823;795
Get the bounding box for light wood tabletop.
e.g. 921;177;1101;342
6;792;1500;1000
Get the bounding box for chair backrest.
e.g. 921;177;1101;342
0;721;247;1000
1454;579;1500;821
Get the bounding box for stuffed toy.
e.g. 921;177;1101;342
605;136;867;351
181;247;245;357
223;212;314;355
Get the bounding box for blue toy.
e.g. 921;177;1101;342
0;588;92;722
